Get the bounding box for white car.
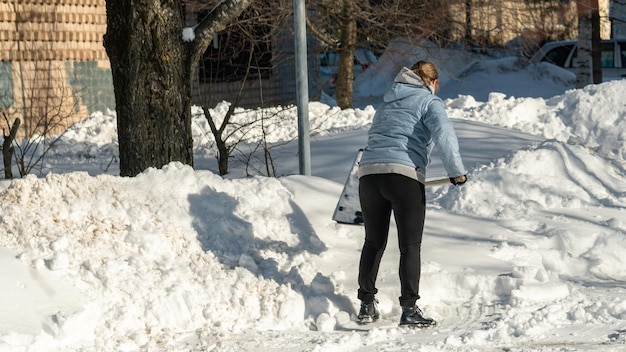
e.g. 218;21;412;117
529;39;626;81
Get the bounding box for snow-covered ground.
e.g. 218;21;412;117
2;51;626;352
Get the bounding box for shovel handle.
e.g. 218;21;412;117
424;178;451;187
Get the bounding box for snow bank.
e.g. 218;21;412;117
0;164;333;351
446;80;626;162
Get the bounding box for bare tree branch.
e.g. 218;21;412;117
191;0;257;65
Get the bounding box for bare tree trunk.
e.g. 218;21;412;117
104;1;193;177
104;0;254;177
576;0;602;88
202;105;233;176
335;0;357;109
465;0;472;44
2;118;20;179
590;0;602;84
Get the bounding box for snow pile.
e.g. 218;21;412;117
439;58;577;102
51;102;375;167
440;140;626;216
446;79;626;162
354;40;576;105
0;164;328;350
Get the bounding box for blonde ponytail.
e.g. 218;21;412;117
410;61;439;86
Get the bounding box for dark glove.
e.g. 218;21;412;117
450;175;467;186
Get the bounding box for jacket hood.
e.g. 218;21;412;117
383;67;433;103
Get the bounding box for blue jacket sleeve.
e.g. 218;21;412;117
422;98;467;177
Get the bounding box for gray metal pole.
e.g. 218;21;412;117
293;0;311;175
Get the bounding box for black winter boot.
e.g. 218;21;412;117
357;299;380;324
399;305;436;327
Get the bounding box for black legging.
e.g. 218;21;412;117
357;173;426;307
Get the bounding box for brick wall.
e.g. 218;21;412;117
0;0;113;137
445;0;613;45
0;0;317;136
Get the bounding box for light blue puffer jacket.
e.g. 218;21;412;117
359;67;466;181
